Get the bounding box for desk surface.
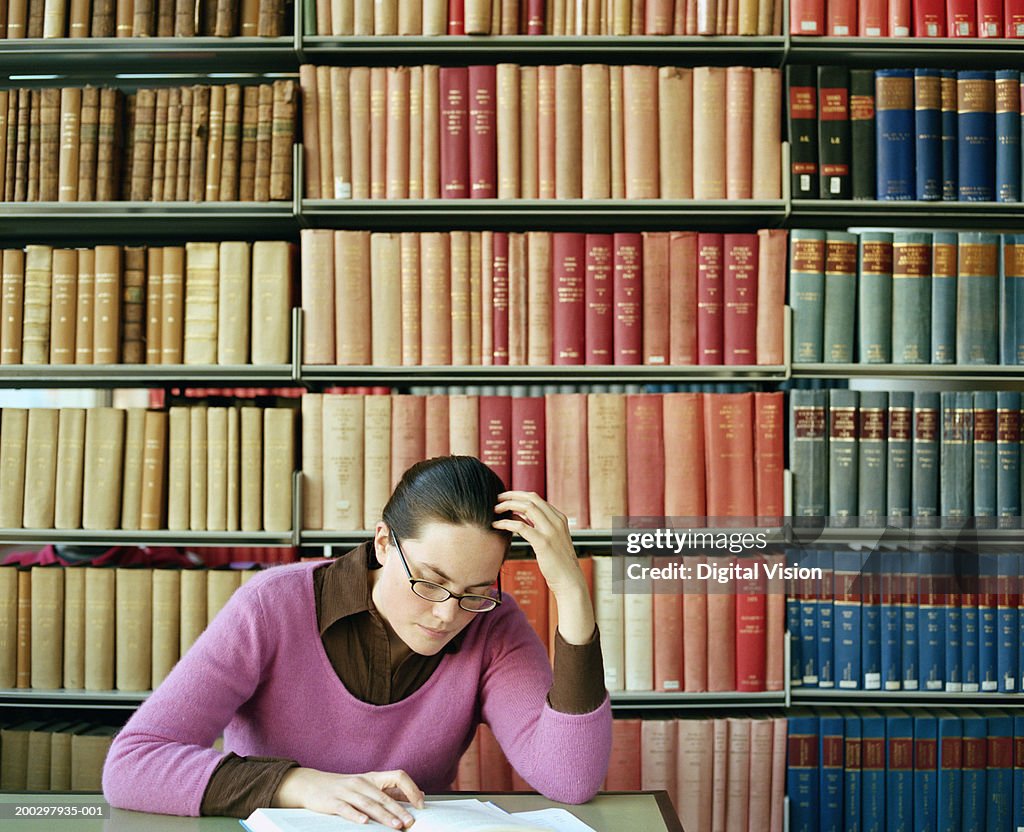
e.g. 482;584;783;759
0;792;683;831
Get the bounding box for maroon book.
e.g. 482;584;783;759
613;233;643;365
913;0;945;34
723;233;759;366
511;396;546;495
479;394;512;488
448;0;466;33
553;232;586;365
527;0;545;33
735;562;767;691
585;233;614;364
946;0;976;35
1006;0;1024;35
626;394;665;516
492;232;510;365
697;232;724;365
468;65;497;198
440;67;470;198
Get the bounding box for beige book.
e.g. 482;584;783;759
448;394;479;456
1;723;31;788
316;65;334;201
206;407;228;532
226;407;239;531
519;67;539;200
92;245;122;365
167;406;190;531
408;66;423;199
119;408;146;531
751;68;782;200
83;408;125;530
363;394;391;529
300;229;336;364
84;567;115;690
481;232;493;364
188;85;211;203
423;0;444;31
16;570;30;688
385;66;410;200
301;393;323;530
419;232;451;365
693;66;727;199
58;88;81;202
581;64;611;199
30;565;63;689
421;65;440;199
250;241;291;365
1;249;25;364
23;408;59;529
140;410;166;531
330;66;352;199
205;85;225;202
725;66;754;199
216;241;251;364
179;568;207;657
183;242;219;365
71;727;117;790
0;566;19;687
164;87;181;201
22;245;53;365
465;0;491;31
622;66;659;199
758;0;774;34
370;233;402;365
219;84;241;201
240;406;263;532
587;393;627;528
593;556;624;689
451;231;471;364
43;0;67;35
425;395;449;458
62;565;85;689
160;246;185;363
369;67;387;199
54;409;86;530
0;408;29;528
738;0;756;31
26;724;56;789
262;407;294;532
495;64;520;199
206;568;240;626
330;0;352;37
553;65;582;199
527;232;553;365
398;0;420;31
145;248;163;365
399;232;421;365
322;394;364;530
115;567;152;691
189;406;208;531
74;249;94;364
623;559;653;690
658;67;694;200
508;233;527;364
469;233;482;363
150;568;180;688
609;66;625;199
349;67;371;199
50;724;89;791
332;232;371;365
374;0;397;32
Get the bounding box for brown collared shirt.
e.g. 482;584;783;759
200;543;606;817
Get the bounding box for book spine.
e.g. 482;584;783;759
861;714;887;827
828;389;858;523
787;65;819;198
996;556;1019;690
613;232;643;365
786;715;820;832
973;391;997;519
940;390;974;520
930;231;958;363
584;233;613;364
996;391;1021;520
995;70;1021;202
857;231;893;363
956;231;999;364
817;66;851;199
552;232;585;365
834;551;864;688
876;69;915;200
850;69;877;200
858;0;887;33
819;714;845;829
790;389;828;516
826;0;855;32
886;712;914;829
947;0;976;34
880;551;902;688
440;67;469;199
910;391;939;519
914;0;945;32
940;71;958;200
889;0;911;32
882;391;911;519
789;0;823;32
822;231;856;363
891;231;932;364
913;714;939;832
790;229;826;363
914;69;942;200
722;232;757;365
979;0;1004;34
468;65;497;199
957;70;996;201
858;391;888;526
1005;233;1024;364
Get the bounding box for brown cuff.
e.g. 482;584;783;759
200;753;300;818
547;625;608;714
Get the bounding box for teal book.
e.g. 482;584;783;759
791;230;827;363
791;389;829;516
828;389;859;525
857;391;888;526
911;391;940;519
891;231;932;364
885;390;911;521
939;390;973;522
823;231;857;363
972;391;997;520
930;231;957;364
857;231;893;364
995;391;1021;520
955;231;999;365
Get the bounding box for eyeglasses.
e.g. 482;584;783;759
391;532;503;613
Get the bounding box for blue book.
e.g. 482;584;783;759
1020;553;1024;694
910;391;938;520
891;231;932;364
995;70;1021;203
915;69;943;200
961;555;981;692
787;549;804;688
1002;234;1024;365
861;709;887;832
861;551;883;690
918;551;946;691
941;551;962;692
936;710;963;832
980;553;999;692
858;231;893;364
823;231;857;362
858;391;888;527
828;390;859;525
817;549;835;688
997;555;1019;693
801;551;820;686
842;711;862;832
986;712;1014;832
961;710;988;832
901;551;919;690
885;709;914;832
791;388;830;516
957;70;996;201
940;70;958;200
876;69;915;199
973;391;997;521
912;711;938;832
956;232;1000;364
940;390;974;522
1013;714;1024;832
834;550;865;689
930;231;958;364
819;712;845;832
880;550;901;690
888;391;914;521
791;230;827;364
995;391;1021;520
788;712;821;832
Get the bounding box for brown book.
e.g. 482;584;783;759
253;83;273;201
120;94;135;200
0;409;28;528
553;65;581;199
348;67;371;200
120;407;146;530
238;85;259;200
13;89;30;202
49;248;77;364
370;232;402;364
115;567;152;691
54;408;86;530
16;569;31;687
0;92;11;204
751;68;782;200
150;569;179;688
173;0;194;33
218;84;241;201
174;85;193;202
8;0;28;36
758;0;774;33
214;0;236;34
216;241;250;364
74;249;94;364
262;407;294;531
27;0;44;39
1;249;25;365
23;409;59;530
155;0;174;33
300;393;323;529
62;566;86;689
298;65;321;200
725;66;753;200
84;567;115;690
183;241;218;364
493;63;520;199
133;0;154;34
693;66;727;199
66;0;89;34
76;87;98;202
257;0;283;34
93;245;122;364
115;0;133;35
189;406;208;530
314;65;334;201
145;247;162;364
330;66;352;199
121;246;146;364
399;232;421;365
82;408;125;529
250;241;291;365
205;84;225;201
160;246;185;363
206;407;227;531
27;89;41;202
89;0;114;32
188;85;210;202
623;65;659;199
162;87;180;201
386;66;410;200
0;567;17;688
269;79;295;200
658;67;693;199
167;406;189;530
420;231;451;365
240;406;262;531
22;245;53;365
369;67;387;200
58;88;81;203
96;88;122;202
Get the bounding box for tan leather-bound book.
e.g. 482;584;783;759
43;0;67;34
751;68;781;200
71;728;117;789
544;393;589;528
526;231;552;365
205;407;227;532
451;231;471;364
321;394;364;531
121;245;146;364
140;410;166;531
62;566;85;689
129;88;155;201
448;393;479;457
13;89;29;203
300;393;323;530
238;85;259;201
424;394;448;458
469;233;482;363
608;65;625;199
26;89;40;202
16;569;30;687
385;66;410;200
419;232;451;365
536;66;555;199
166;406;189;530
188;85;210;202
155;0;174;34
757;0;773;33
553;65;582;199
21;245;53;365
269;79;295;201
422;0;444;31
363;393;391;529
83;566;114;690
240;0;259;33
254;84;276;201
51;724;90;790
369;68;387;200
693;66;726;199
48;249;77;364
0;566;17;687
495;64;519;199
26;724;52;789
250;241;291;365
465;0;491;31
299;229;335;364
150;568;179;688
658;67;693;199
219;84;241;201
347;67;371;200
204;84;225;202
22;408;58;530
4;93;16;203
330;67;352;199
95;88;121;202
0;408;29;528
216;241;250;364
225;406;240;531
161;87;180;201
178;568;206;656
580;64;610;199
611;0;628;31
421;64;440;199
755;228;786;365
29;565;62;688
0;91;8;203
389;394;424;490
508;233;527;364
353;0;373;32
118;407;145;531
398;0;420;31
145;247;162;364
319;0;334;31
1;250;25;365
643;232;670;365
6;0;27;38
72;249;93;364
206;568;239;625
725;0;738;32
313;66;333;201
212;0;234;34
518;66;538;199
115;567;152;691
159;246;184;363
725;66;753;200
38;88;60;201
189;406;208;531
174;85;193;201
183;241;218;365
622;65;659;199
370;232;402;365
115;0;133;35
58;88;81;203
53;408;85;530
397;232;421;365
737;0;756;31
240;406;262;531
262;407;294;532
668;231;698;364
586;393;626;529
92;244;122;364
172;0;194;37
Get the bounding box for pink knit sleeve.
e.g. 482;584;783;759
477;597;612;803
102;573;275;816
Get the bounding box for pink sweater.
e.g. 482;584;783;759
102;562;612;816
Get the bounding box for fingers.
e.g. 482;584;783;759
373;769;426;809
335;779;415;829
495;492;568;531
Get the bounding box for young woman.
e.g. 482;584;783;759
102;455;612;827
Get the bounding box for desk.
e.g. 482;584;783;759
0;792;683;831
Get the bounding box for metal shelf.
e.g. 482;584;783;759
0;689;149;710
791;689;1024;708
0;529;295;546
0;364;295;388
792;363;1024;381
610;690;787;711
789;36;1024;69
790;199;1024;227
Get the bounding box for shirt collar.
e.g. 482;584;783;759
318;540;380;634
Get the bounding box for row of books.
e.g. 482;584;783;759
0;719;116;792
308;0;784;34
788;66;1024;202
789;229;1021;366
298;63;782;201
0;242;293;367
0;564;256;691
300;390;784;531
787;708;1024;832
787;549;1024;693
792;0;1024;36
0;0;291;37
300;229;787;367
0;81;296;203
790;389;1024;522
0;405;296;532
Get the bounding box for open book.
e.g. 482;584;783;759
241;799;596;832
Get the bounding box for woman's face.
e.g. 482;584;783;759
371;521;506;656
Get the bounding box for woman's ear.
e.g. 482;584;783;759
373;522;391;566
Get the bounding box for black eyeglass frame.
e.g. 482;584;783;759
390;532;503;613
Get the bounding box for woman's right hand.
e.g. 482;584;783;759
272;767;425;828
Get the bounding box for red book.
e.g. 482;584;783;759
448;0;466;33
478;724;513;790
889;0;912;33
683;554;708;691
640;720;677;803
947;0;976;34
552;232;585;365
605;719;641;790
612;233;643;365
527;0;545;33
501;559;548;646
753;392;784;521
702;393;755;518
390;395;426;491
544;394;590;530
978;0;1003;33
626;394;665;516
858;0;887;33
492;233;510;365
914;0;947;33
723;233;758;366
584;233;614;364
653;557;683;692
642;232;670;365
790;0;825;32
669;231;698;364
425;394;450;458
511;396;546;495
440;68;469;197
663;392;706;517
706;555;737;691
826;0;856;33
479;394;512;487
697;233;724;365
1006;0;1024;35
735;562;767;691
468;66;497;198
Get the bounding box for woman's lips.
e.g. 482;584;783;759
418;624;451;639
